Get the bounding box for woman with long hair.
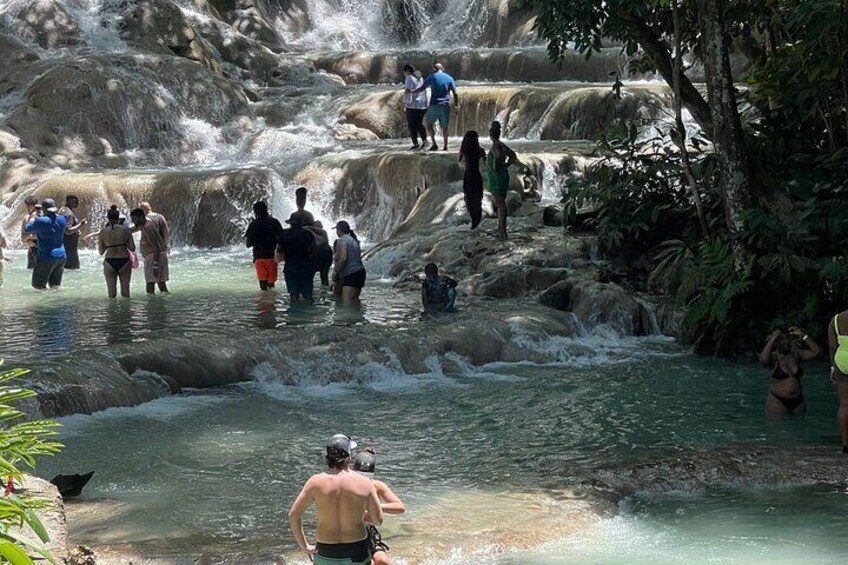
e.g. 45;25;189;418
459;130;485;229
333;220;366;306
98;205;135;298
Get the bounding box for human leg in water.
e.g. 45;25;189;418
158;282;169;293
259;280;269;291
445;287;457;313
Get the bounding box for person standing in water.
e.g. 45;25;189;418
97;205;135;298
486;121;520;239
130;208;169;294
828;310;848;453
758;327;820;416
459;130;486;229
276;212;316;302
294;186;315;227
402;64;428;150
245;201;284;291
24;198;67;290
140;201;171;255
333;221;366;307
414;63;459;152
353;448;406;565
289;434;383;565
22;196;40;269
306;220;334;286
59;194;86;270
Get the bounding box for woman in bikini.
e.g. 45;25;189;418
828;309;848;453
758;326;821;416
97;205;135;298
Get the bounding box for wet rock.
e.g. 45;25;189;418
539;280;573;311
24;167;275;247
0;33;41;97
526;267;569;291
0;0;81;48
67;546;97;565
15;475;68;562
469;267;528;298
333;123;380;141
542;205;564;227
6;54;249;166
505;190;522;215
120;0;222;73
0;127;21;153
567;280;650;335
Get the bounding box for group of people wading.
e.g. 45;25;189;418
9;196;169;297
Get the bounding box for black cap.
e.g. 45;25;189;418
326;434;357;457
353;451;376;478
41;198;57;213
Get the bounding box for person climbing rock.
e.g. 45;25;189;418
245;201;284;291
414;63;459;151
289;434;383;565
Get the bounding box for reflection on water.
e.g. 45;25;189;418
0;249;417;361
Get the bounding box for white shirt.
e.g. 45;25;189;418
403;75;428;110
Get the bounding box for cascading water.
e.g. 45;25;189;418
1;2;818;564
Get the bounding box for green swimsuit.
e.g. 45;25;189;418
834;316;848;374
486;150;510;197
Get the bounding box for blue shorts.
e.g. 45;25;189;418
426;104;451;128
284;266;314;300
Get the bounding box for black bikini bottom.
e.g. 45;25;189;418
315;538;370;562
772;392;805;412
105;258;130;273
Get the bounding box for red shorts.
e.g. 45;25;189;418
254;258;278;283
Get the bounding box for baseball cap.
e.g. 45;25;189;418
41;198;57;213
353;450;376;479
326;434;357;457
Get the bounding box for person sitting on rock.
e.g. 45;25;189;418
421;263;457;314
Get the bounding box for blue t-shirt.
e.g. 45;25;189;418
25;214;67;262
423;71;456;106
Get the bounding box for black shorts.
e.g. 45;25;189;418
342;269;366;289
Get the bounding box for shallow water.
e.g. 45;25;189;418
3;249;845;563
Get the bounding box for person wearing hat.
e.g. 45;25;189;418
353;448;406;565
275;211;316;302
289;434;383;565
24;198;68;290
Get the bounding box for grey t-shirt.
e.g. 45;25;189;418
337;234;364;278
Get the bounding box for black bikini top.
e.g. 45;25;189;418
772;359;803;380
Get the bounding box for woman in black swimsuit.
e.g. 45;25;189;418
459;130;485;229
758;327;821;416
97;205;135;298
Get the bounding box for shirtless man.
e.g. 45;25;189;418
353;448;406;565
289;434;384;565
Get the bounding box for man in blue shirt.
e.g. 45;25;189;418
24;198;68;290
414;63;459;152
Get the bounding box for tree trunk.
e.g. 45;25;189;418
625;13;714;134
696;0;751;237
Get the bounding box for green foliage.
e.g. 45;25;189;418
0;362;62;565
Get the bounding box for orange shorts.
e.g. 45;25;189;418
254;258;278;283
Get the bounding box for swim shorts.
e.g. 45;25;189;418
313;538;371;565
342;268;366;289
426;104;451;129
254;258;278;284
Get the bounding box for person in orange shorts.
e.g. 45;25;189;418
245;201;284;290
